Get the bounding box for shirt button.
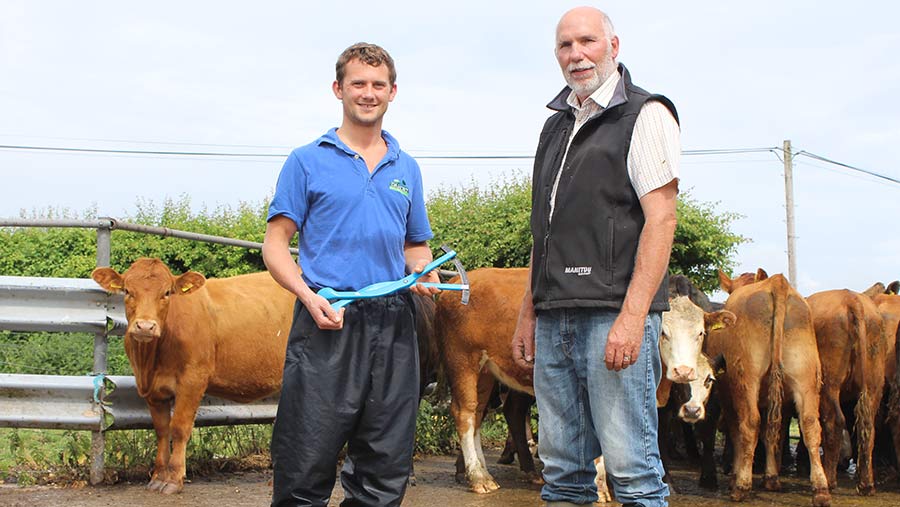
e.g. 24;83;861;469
354;154;359;160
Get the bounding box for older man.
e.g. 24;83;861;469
512;7;680;507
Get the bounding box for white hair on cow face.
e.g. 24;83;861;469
660;296;706;383
678;353;724;424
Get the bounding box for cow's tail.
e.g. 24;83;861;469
765;275;788;462
849;295;874;474
415;293;444;399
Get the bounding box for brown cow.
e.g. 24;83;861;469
436;268;534;493
807;289;886;494
92;259;295;494
863;282;900;468
709;270;830;506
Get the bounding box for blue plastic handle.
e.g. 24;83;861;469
317;249;457;301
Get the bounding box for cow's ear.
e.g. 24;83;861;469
174;272;206;295
887;281;900;295
862;283;885;299
92;267;125;293
711;353;727;375
705;310;736;331
755;268;768;282
718;270;733;294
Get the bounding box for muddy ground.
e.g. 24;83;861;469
2;449;900;506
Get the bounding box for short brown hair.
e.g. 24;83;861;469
335;42;397;85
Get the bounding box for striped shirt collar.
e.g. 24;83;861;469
566;66;621;112
547;63;632;113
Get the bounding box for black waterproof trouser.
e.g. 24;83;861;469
271;293;419;507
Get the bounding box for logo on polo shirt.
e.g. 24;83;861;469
389;179;410;197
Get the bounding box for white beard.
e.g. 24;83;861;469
565;57;616;99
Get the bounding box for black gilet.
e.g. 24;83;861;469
530;64;678;312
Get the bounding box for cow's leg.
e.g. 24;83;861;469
593;456;612;503
886;374;900;473
472;369;496;473
683;420;700;460
818;385;844;489
697;395;721;489
656;406;677;493
449;359;499;493
497;431;516;465
791;380;831;507
145;398;173;492
503;391;540;483
159;384;207;495
730;382;760;502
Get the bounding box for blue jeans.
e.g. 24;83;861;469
534;308;669;507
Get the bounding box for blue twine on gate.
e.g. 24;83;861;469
91;373;105;404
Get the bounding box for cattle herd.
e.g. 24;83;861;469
92;259;900;507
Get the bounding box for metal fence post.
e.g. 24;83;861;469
90;219;112;485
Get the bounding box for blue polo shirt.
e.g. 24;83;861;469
268;128;433;291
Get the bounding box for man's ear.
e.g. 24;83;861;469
92;267;125;293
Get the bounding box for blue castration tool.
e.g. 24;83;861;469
317;245;470;310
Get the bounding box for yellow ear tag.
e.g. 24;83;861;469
110;282;122;289
710;321;725;331
181;283;193;293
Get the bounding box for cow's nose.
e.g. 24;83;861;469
673;366;697;381
681;405;702;421
134;320;158;333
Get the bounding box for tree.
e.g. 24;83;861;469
670;192;747;293
427;176;532;269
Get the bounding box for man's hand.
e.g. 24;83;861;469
409;259;442;297
513;255;537;372
605;312;645;371
301;292;345;330
512;319;536;371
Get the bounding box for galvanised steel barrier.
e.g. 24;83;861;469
0;217;296;484
0;374;278;431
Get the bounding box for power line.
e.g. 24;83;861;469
794;150;900;186
0;133;292;150
0;144;286;158
0;143;782;160
682;147;779;156
1;143;897;188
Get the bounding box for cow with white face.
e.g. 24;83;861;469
659;295;735;385
678;352;725;424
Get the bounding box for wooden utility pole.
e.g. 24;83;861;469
783;140;797;287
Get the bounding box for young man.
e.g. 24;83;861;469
263;42;440;507
512;7;680;507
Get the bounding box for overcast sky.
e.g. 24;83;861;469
1;0;898;297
